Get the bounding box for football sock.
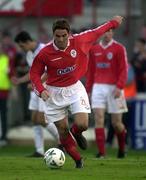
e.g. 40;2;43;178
60;132;81;161
46;123;60;143
33;125;44;155
95;128;105;155
116;129;126;152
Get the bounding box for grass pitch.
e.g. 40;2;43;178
0;145;146;180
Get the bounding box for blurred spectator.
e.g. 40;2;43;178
2;31;30;125
1;31;17;65
130;38;146;92
140;23;146;40
0;43;15;146
14;51;30;123
123;63;137;146
124;64;137;101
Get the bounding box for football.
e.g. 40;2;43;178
44;148;65;169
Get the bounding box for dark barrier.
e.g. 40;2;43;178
130;95;146;150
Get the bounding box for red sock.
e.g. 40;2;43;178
60;132;81;161
95;128;105;155
71;123;82;134
116;129;126;152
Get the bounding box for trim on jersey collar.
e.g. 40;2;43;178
53;40;70;51
100;39;114;49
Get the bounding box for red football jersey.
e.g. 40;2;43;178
30;20;119;96
85;39;128;94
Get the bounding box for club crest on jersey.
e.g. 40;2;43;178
107;52;113;60
70;49;77;58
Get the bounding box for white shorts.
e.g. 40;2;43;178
44;81;91;123
91;84;128;113
29;91;44;112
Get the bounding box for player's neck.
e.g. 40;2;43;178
102;39;113;46
32;41;38;52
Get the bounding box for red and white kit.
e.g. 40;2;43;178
86;39;128;113
30;20;120;122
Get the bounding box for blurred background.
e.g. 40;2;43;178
0;0;146;150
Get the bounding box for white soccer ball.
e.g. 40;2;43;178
44;148;65;169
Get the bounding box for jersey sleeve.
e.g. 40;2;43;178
29;53;46;96
116;45;128;89
75;20;119;53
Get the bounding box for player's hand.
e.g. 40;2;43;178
112;16;123;25
41;90;50;101
11;76;20;85
113;87;122;98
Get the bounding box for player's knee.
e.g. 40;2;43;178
78;124;88;131
95;120;104;128
113;121;122;131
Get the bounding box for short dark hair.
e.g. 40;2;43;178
52;19;70;33
14;31;33;43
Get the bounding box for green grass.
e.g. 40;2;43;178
0;145;146;180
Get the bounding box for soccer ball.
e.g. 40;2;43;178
44;148;65;169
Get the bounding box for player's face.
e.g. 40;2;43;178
18;42;31;52
53;29;69;50
103;29;113;43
